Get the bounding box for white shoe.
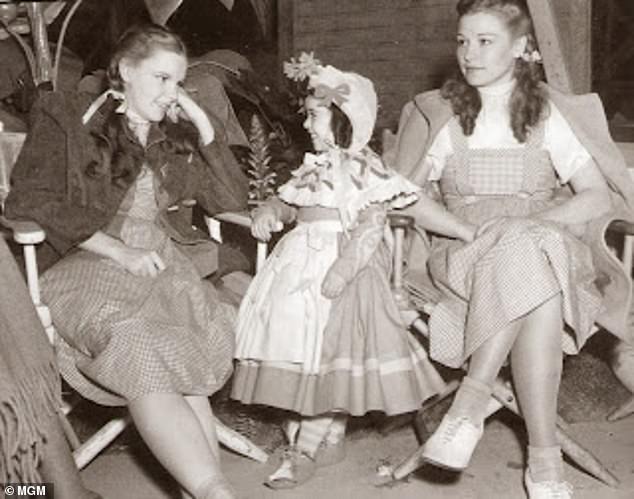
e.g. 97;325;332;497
524;470;573;498
421;414;483;470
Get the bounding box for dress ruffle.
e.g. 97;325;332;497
279;147;419;230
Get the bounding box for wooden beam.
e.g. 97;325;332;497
553;0;592;93
526;0;572;93
277;0;294;85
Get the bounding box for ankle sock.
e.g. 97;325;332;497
296;415;334;458
324;414;347;444
193;475;235;499
527;445;564;483
448;376;492;424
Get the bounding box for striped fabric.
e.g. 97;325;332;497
232;226;446;417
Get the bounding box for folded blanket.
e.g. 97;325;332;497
0;236;61;482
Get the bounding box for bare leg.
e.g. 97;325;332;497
511;293;562;446
422;296;560;472
447;320;522;423
511;293;564;483
185;395;220;460
325;413;347;444
467;320;521;386
128;393;234;499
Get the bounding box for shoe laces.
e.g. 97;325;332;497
440;416;473;443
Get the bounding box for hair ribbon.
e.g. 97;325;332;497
81;89;126;125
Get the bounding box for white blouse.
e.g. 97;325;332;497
426;80;592;184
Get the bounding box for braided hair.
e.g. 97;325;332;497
89;23;194;187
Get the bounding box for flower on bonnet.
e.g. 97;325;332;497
283;52;321;82
284;52;377;154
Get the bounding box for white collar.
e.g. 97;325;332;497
478;78;516;97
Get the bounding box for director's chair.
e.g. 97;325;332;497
0;131;268;469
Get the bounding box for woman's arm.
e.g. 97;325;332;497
403;194;476;242
168;86;249;215
172;87;215;145
536;160;611;226
536;101;613;227
395;106;476;242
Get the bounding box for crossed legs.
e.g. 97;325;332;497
424;293;566;486
459;292;562;440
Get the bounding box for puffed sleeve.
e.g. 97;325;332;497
425;124;453;182
544;102;594;184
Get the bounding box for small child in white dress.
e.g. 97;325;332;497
231;55;446;488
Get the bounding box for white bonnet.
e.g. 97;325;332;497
284;53;377;153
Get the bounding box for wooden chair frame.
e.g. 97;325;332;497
0;131;269;469
386;213;623;488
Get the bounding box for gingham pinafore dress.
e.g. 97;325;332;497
41;165;235;406
427;119;603;369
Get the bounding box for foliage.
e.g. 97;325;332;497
246;114;276;203
0;1;84;89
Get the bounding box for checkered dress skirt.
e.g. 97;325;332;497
42;168;235;405
426;120;602;368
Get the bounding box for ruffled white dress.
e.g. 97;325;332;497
232;147;446;416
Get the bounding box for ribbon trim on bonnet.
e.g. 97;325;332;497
283;52;377;154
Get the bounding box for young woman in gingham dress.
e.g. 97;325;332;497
5;24;242;499
390;1;634;497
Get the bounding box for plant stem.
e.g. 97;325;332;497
0;18;37;85
53;0;84;90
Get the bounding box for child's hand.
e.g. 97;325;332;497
321;272;347;299
252;208;283;242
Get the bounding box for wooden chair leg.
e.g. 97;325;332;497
491;379;620;488
391;378;620;488
67;412;268;469
73;415;130;470
58;411;82;451
214;416;269;463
